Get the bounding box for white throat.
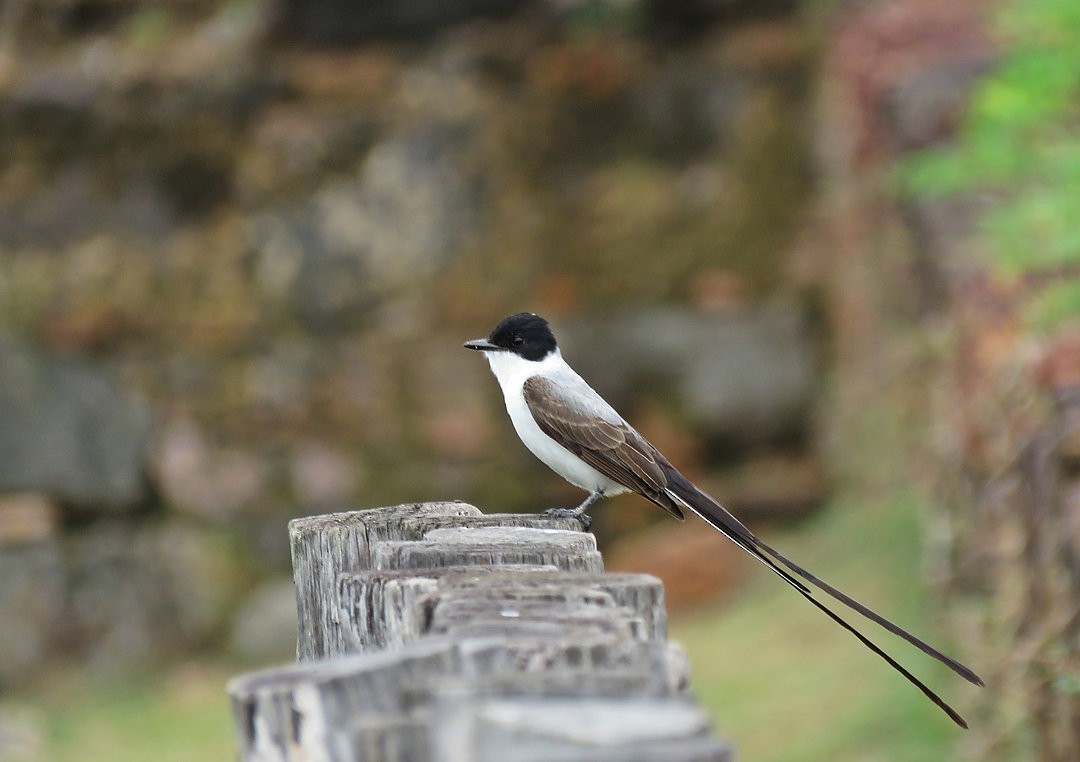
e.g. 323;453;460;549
483;347;566;395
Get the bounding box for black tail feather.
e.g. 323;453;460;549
785;573;970;728
750;533;985;687
660;470;981;727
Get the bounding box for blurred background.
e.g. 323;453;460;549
0;0;1078;759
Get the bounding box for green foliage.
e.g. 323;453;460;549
899;0;1080;332
1054;672;1080;696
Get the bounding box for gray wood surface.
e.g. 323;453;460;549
372;526;604;574
431;693;733;762
290;502;481;661
229;635;696;761
234;502;731;761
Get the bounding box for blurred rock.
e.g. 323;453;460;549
229;578;298;663
0;340;151;510
560;306;817;450
156;523;249;645
0;0;819;684
884;55;994;153
0;54;260;237
244;341;321;416
281;0;529;44
65;522;246;670
0;494;58;544
701;452;827;521
647;0;799;31
294;124;486;330
688;268;750;311
237;103;381;203
719;20;808;69
247;122;487;331
0;166;176;248
65;524;176;669
289;443;357;509
152;420;270;521
628;50;751;164
0;540;64;686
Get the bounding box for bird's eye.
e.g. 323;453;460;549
511;336;525;348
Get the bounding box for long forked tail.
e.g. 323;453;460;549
661;470;983;728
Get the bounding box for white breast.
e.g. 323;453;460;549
484;349;627;496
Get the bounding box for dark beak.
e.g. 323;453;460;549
464;338;498;352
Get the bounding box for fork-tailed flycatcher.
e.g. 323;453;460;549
465;312;983;727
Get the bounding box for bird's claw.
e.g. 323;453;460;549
543;507;592;531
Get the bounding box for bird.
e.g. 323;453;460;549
464;311;983;728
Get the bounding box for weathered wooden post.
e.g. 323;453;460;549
228;502;733;761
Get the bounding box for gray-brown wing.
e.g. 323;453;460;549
522;375;684;520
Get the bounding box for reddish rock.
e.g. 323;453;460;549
606;521;747;613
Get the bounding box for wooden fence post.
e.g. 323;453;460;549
229;502;733;761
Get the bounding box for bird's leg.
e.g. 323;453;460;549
570;489;604;515
543;490;603;530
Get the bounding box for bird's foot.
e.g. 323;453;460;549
543;507;592;531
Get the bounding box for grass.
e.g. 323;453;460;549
673;492;970;761
1;662;238;762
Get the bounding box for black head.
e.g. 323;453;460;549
464;313;558;361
